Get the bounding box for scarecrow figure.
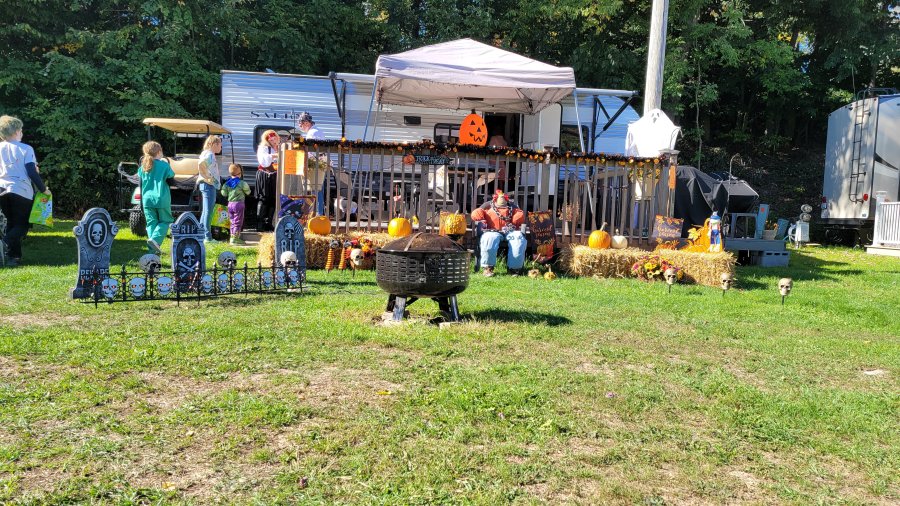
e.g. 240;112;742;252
708;211;723;252
471;189;526;277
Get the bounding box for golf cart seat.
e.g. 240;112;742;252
166;157;200;176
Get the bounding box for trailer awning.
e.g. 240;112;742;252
142;118;231;135
374;39;576;114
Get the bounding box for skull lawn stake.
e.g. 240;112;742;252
200;274;214;294
664;267;678;293
156;276;174;296
778;278;793;305
349;248;364;269
720;272;735;296
128;277;146;298
280;251;299;286
138;254;161;275
100;278;119;300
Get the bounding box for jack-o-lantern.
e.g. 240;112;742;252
459;113;488;146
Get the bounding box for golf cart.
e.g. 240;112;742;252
117;118;234;236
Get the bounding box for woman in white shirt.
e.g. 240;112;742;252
297;112;326;215
198;135;222;242
0;115;49;267
255;130;280;231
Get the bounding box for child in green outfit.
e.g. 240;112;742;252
221;163;251;245
138;141;175;254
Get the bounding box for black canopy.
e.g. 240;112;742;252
673;165;759;235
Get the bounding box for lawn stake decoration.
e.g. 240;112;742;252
778;277;793;305
664;267;678;293
720;272;734;296
71;208;119;299
171;213;206;293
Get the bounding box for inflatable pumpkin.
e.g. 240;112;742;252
388;217;412;237
459;113;488;146
588;222;611;250
307;215;331;235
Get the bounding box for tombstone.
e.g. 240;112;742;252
70;208;118;299
274;214;306;272
171;213;206;292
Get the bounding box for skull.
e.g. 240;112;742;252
157;276;174;296
233;272;245;291
129;277;146;298
720;272;734;291
90;222;104;245
200;274;214;293
275;269;286;285
261;271;273;289
139;254;161;274
217;251;237;270
663;267;678;285
280;250;298;268
778;278;793;297
100;278;118;299
349;248;364;267
288;269;299;284
217;273;229;292
182;246;197;267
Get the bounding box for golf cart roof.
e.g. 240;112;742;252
142;118;231;135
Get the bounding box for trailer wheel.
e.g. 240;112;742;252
856;227;874;247
129;207;147;237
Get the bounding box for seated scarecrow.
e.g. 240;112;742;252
471;190;526;277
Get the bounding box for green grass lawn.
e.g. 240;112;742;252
1;221;898;504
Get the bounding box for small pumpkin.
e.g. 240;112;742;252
402;154;415;165
442;212;467;235
611;229;628;249
459;113;488;146
307;215;331;235
388;217;412;237
588;222;611;250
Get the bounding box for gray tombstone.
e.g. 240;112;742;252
71;208;118;299
171;213;206;292
274;214;306;272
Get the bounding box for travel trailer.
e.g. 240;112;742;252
821;89;900;244
220;70;641;176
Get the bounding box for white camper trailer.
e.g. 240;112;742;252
220;70;640;176
821;90;900;243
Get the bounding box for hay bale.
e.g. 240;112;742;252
562;245;735;287
258;231;394;269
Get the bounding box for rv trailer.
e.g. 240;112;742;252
821;90;900;244
220;70;641;177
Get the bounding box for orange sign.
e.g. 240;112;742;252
280;148;306;175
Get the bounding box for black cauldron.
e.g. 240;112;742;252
376;232;470;321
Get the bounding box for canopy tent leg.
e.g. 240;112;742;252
362;76;379;142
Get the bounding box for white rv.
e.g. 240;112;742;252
220;70;640;173
821;90;900;243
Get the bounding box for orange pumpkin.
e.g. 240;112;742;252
588;222;611;249
307;215;331;235
459;113;488;146
388;217;412;237
403;154;415;165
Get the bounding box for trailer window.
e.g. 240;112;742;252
252;125;294;152
560;124;590;152
434;123;460;144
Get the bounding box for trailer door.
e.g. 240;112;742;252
873;95;900;203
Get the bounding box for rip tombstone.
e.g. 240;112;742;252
71;208;119;299
171;213;206;292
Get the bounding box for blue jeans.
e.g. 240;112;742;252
317;188;325;216
198;182;217;240
480;230;527;270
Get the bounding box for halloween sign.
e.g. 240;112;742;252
459;113;488;146
651;215;683;243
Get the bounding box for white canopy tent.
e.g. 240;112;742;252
373;38;576;114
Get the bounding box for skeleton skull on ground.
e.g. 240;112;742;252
200;274;214;293
663;268;678;285
129;277;146;298
779;278;793;297
139;254;161;274
280;250;298;268
90;222;104;245
217;251;237;270
720;272;735;291
157;276;174;296
349;248;364;267
100;278;118;299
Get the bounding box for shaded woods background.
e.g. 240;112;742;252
0;0;897;216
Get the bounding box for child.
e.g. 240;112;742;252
139;141;175;255
221;163;251;245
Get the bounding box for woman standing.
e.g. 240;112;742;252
198;135;223;243
0;116;49;267
255;130;279;231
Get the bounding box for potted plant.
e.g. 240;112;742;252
762;218;778;240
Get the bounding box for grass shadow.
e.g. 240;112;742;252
467;309;572;326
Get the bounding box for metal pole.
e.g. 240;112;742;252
573;89;585;153
643;0;669;115
362;77;379;142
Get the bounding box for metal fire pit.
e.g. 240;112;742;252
376;232;470;322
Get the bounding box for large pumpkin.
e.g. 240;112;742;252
307;215;331;235
442;212;467;235
459;113;488;146
388;217;412;237
588;222;611;249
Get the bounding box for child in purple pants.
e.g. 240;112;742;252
221;164;251;245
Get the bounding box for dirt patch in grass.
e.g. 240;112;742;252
0;312;84;329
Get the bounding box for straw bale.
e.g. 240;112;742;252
257;231;393;269
562;245;735;287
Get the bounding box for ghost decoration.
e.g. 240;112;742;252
128;277;146;298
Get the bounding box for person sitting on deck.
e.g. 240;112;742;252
471;189;526;277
